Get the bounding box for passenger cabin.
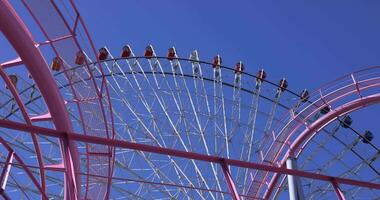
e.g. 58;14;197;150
121;45;132;58
340;115;353;128
363;130;374;144
75;51;85;65
98;47;109;61
167;47;176;60
144;45;154;57
51;57;62;71
189;51;199;61
212;55;221;68
256;69;266;82
234;62;244;74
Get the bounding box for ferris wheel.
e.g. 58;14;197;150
0;1;380;200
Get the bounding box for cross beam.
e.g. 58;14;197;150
1;119;380;197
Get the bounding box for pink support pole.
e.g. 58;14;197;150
0;1;79;199
332;179;346;200
220;159;241;200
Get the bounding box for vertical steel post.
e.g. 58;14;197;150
286;157;305;200
0;151;14;192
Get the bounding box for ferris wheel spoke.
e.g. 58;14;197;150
228;62;243;144
105;48;169;147
108;80;163;145
116;53;208;199
301;120;380;179
7;175;36;200
106;70;205;199
143;49;217;200
236;79;263;194
245;78;289;198
170;49;225;198
190;51;224;198
114;146;180;198
114;159;175;199
142;47;218;199
347;177;380;198
190;50;212;127
299;126;379;199
212;63;229;160
259;87;284;153
306;158;379;200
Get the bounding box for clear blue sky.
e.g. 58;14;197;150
2;1;380;198
75;2;380;198
77;0;380;92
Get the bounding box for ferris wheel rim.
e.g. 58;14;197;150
2;51;380;199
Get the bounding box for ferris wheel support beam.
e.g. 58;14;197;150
0;1;79;199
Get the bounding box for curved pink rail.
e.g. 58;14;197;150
247;66;380;199
0;1;78;199
18;1;115;199
264;93;380;199
0;68;47;196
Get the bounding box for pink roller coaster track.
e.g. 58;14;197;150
0;1;380;199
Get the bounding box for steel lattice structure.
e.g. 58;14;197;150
0;1;379;200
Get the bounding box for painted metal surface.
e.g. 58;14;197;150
0;1;78;199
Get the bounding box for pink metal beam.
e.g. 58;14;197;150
0;136;48;199
22;1;116;198
0;1;79;199
0;64;47;195
257;70;380;199
64;2;117;197
30;112;52;122
1;57;23;69
221;159;241;200
1;119;380;192
0;159;261;199
289;94;380;153
332;179;346;200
